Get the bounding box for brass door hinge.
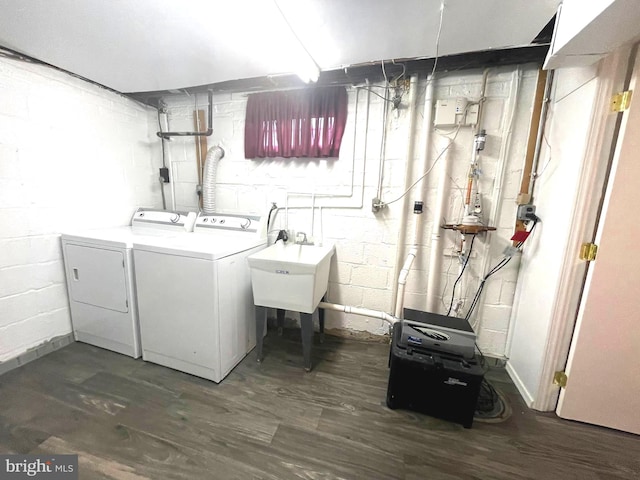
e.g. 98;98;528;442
553;371;568;388
579;242;598;261
611;90;632;112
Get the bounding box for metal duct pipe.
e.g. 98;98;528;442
202;146;225;214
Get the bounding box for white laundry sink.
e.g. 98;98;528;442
248;243;335;313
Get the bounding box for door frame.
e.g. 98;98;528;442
533;44;638;411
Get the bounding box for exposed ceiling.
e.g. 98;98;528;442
0;0;560;94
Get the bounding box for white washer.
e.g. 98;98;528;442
61;209;196;358
133;212;267;382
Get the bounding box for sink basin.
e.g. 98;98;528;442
247;243;335;313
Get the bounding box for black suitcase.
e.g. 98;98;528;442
386;322;484;428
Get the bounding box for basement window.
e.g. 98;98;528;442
244;86;348;159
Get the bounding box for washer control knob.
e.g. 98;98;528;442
240;218;252;230
170;214;180;223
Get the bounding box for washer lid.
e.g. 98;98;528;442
132;236;266;260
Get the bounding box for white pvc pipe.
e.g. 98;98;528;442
426;136;452;312
319;302;398;326
407;75;436;313
318;206;323;247
376;83;390;200
285;194;289;232
167;158;177;210
310;192;315;239
476;68;521;334
390;74;419;313
160;112;178;211
394;247;418;317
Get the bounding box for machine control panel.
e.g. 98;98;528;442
131;208;197;231
194;213;263;237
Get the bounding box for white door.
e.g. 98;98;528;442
556;48;640;434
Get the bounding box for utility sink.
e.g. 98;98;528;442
248;243;335;313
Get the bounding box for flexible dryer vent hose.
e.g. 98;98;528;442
202;146;224;213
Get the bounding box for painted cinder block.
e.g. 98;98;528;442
2;57;538;355
352;265;390;289
0;56;158;362
479;304;513;331
476;329;507;357
362;287;392;313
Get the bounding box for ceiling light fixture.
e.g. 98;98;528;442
295;57;320;84
273;0;321;83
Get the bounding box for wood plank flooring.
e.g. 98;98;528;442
0;329;638;479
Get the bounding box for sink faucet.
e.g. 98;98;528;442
295;231;314;245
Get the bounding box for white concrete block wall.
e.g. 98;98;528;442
161;64;539;355
0;56;160;362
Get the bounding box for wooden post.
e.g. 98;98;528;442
513;69;547;243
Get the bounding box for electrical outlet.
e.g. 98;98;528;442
372;197;384;213
465;103;479;125
517;204;536;221
159;167;170;183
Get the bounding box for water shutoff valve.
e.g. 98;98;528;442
474;130;486;152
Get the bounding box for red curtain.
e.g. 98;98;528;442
244;86;348;159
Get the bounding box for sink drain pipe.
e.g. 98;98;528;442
318;302;399;326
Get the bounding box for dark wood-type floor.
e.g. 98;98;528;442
0;329;638;479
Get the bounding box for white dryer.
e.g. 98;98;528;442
61;209;196;358
132;212;267;382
